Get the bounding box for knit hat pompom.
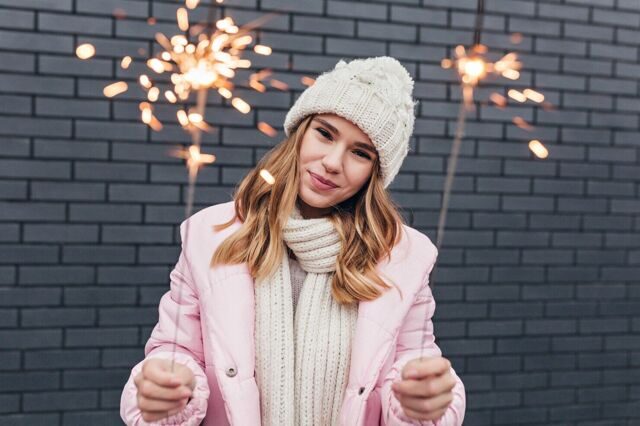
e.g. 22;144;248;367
284;56;417;188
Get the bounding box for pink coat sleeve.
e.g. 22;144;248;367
379;262;466;426
120;221;211;425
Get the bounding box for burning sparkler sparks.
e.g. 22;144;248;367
418;0;554;370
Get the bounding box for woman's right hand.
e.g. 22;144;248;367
134;358;195;423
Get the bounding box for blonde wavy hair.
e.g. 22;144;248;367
211;114;408;304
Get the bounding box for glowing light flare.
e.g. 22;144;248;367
177;8;189;31
254;45;272;55
524;89;545;103
270;79;288;91
139;74;152;89
458;56;487;85
177;110;189;127
218;87;232;98
508;89;527;103
301;76;315;86
76;43;95;60
148;87;160;102
529;140;548;159
490;92;507;108
258;122;277;137
171;145;216;179
260;169;275;185
188;112;203;123
164;90;177;103
121;56;132;69
231;97;251;114
103;81;128;98
147;58;171;74
510;32;523;44
231;35;252;49
513;116;534;131
250;79;266;92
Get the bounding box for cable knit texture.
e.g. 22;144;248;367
254;205;358;426
283;56;418;189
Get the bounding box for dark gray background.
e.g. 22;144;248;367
0;0;639;424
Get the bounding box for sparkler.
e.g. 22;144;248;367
418;0;551;363
76;0;289;376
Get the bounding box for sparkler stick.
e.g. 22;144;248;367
417;0;549;365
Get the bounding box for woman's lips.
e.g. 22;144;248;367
309;171;338;190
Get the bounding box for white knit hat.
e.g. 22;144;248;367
283;56;418;188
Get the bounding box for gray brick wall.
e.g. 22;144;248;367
0;0;638;424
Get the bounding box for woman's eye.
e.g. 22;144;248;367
354;150;371;160
316;128;331;139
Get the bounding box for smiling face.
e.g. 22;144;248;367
297;113;378;218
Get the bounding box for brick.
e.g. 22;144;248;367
62;245;135;264
0;51;34;72
260;31;322;54
0;329;61;349
61;411;122;425
469;319;522;336
24;390;98;412
69;203;142;223
589;77;637;95
34;139;109;160
75;0;147;17
36;96;110;118
0;117;71;137
74;162;146;182
524;388;575;406
64;287;136;306
451;12;504;31
0;288;61;307
19;265;93;286
101;223;174;243
39;12;111;35
0;0;71;10
22;308;95;327
0;29;72;53
0;95;30;115
66;327;138;347
0;245;58;264
293;16;354;36
109;184;179;203
509;17;560;36
97;265;169;284
63;368;130;389
99;307;157;326
0;181;28;199
563;57;612;76
0;414;59;425
391;5;447;25
326;37;386;57
593;8;640;27
75;119;147;141
262;0;323;14
24;349;99;369
31;182;106;201
330;1;387;20
0;8;34;29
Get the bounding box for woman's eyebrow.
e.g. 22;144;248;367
313;118;377;154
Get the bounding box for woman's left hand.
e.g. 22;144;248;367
391;356;456;422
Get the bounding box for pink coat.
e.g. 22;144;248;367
120;201;466;425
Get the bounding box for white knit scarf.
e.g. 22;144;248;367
254;205;359;426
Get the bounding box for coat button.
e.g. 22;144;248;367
358;387;365;395
225;367;237;377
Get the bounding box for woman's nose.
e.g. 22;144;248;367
321;145;344;172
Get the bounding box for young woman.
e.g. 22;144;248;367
121;56;466;425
